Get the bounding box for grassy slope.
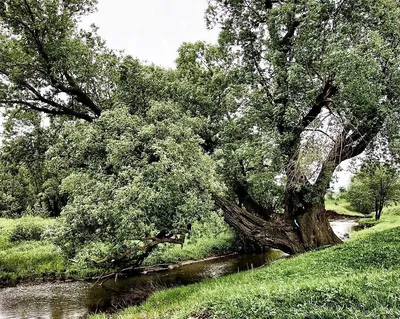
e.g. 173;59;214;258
0;217;235;284
0;217;66;283
325;198;368;217
144;231;235;266
98;207;400;319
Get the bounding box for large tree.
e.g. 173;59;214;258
201;0;400;252
1;0;400;261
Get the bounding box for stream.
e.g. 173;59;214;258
0;220;358;319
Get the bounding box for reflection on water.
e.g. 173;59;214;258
0;250;285;319
330;220;359;240
0;282;91;319
0;220;358;319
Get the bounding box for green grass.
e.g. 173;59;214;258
144;231;235;266
351;206;400;239
325;198;368;217
0;216;66;283
0;216;236;284
94;207;400;319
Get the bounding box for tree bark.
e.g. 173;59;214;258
214;191;341;255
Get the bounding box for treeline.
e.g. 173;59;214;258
0;114;66;218
337;161;400;220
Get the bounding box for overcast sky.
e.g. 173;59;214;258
81;0;219;68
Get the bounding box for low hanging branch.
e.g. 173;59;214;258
90;232;186;283
90;235;187;286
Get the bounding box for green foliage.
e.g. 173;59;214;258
346;179;376;215
347;163;400;218
205;0;400;203
0;217;65;282
143;232;235;266
144;214;236;265
0;113;67;218
9;217;47;242
358;218;379;229
99;210;400;319
0;0;117;121
47;104;219;263
0;216;238;283
2;0;400;266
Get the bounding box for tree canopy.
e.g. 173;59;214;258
0;0;116;121
48;104;218;267
347;162;400;219
1;0;400;266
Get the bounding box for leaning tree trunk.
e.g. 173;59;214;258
291;201;342;252
213;191;341;255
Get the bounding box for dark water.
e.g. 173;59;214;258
0;221;357;319
0;250;285;319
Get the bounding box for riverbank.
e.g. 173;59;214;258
0;201;364;287
325;198;370;218
0;216;237;287
0;217;66;287
95;207;400;319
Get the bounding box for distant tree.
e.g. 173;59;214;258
347;163;400;220
0;112;66;217
346;178;375;215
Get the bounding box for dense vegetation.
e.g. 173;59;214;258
0;214;235;285
92;206;400;319
346;162;400;219
1;0;400;289
0;216;64;284
1;1;400;318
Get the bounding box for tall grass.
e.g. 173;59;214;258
144;232;235;266
0;216;66;283
0;215;236;284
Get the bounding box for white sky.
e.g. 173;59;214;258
81;0;219;68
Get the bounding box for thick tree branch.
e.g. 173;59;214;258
279;20;301;48
4;2;102;120
91;233;185;268
301;77;337;130
0;99;94;121
62;70;102;116
315;114;384;191
233;181;273;219
212;194;306;253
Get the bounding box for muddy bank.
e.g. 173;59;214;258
326;209;367;220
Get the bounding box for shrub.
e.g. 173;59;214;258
9;218;47;242
358;218;379;229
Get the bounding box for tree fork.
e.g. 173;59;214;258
213;194;341;255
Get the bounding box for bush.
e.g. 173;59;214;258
9;218;47;242
358;218;379;229
0;193;23;218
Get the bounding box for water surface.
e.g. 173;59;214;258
0;250;284;319
0;220;356;319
